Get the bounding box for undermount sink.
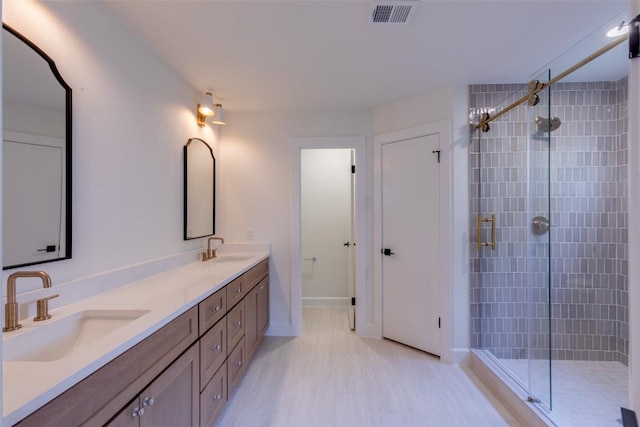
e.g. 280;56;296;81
210;253;253;263
3;309;149;362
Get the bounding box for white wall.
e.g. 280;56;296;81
628;0;640;413
374;87;457;135
219;110;372;334
2;1;217;296
301;148;352;305
373;86;469;363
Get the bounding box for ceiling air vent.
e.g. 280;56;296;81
370;1;418;25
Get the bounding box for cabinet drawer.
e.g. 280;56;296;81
243;258;269;291
227;341;246;395
226;300;245;352
200;320;226;390
199;287;226;335
226;276;245;309
200;362;227;427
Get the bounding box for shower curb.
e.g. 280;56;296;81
469;350;556;427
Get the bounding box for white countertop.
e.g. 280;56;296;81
2;251;269;425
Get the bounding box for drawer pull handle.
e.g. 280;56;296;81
213;344;222;351
132;407;144;417
235;288;242;294
236;360;242;366
213;394;222;401
235;320;242;327
142;397;155;406
211;305;222;312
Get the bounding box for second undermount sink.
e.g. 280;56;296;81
3;309;149;362
210;253;254;263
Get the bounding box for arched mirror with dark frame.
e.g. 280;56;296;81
183;138;215;240
2;23;72;270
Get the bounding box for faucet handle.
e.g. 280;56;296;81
34;294;59;321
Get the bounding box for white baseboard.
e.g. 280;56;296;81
302;297;350;307
357;322;376;338
265;322;294;336
451;348;470;365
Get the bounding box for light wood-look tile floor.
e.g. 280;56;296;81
216;307;522;426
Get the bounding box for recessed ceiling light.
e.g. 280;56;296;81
607;22;628;38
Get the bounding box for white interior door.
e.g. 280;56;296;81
381;134;441;355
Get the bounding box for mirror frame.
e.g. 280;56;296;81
183;138;215;240
3;23;72;270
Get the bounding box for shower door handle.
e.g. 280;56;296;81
477;214;496;251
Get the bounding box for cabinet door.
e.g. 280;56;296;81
257;277;270;337
139;345;199;427
200;362;227;427
106;398;141;427
226;299;245;352
200;319;226;390
244;285;258;361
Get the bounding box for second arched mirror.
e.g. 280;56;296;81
183;138;215;240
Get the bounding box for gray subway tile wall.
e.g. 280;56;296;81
469;77;629;365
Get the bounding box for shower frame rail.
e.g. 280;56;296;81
476;34;628;132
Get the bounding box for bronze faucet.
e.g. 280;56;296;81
3;271;53;332
202;236;225;261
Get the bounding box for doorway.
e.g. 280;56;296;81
301;149;354;319
291;137;367;336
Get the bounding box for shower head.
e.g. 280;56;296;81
534;116;562;133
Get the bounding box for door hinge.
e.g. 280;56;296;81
351;297;356;306
438;317;441;328
351;165;356;173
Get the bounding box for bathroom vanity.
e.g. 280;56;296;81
3;253;270;427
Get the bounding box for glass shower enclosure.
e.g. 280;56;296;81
469;23;630;423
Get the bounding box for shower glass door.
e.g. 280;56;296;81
526;69;552;410
470;71;552;410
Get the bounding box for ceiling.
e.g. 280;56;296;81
103;0;629;112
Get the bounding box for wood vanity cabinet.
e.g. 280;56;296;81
13;258;269;427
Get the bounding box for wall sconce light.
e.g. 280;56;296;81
197;92;214;127
197;92;227;126
211;104;226;125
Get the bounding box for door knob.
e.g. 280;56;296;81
382;248;395;256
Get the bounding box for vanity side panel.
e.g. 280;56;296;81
15;307;199;427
